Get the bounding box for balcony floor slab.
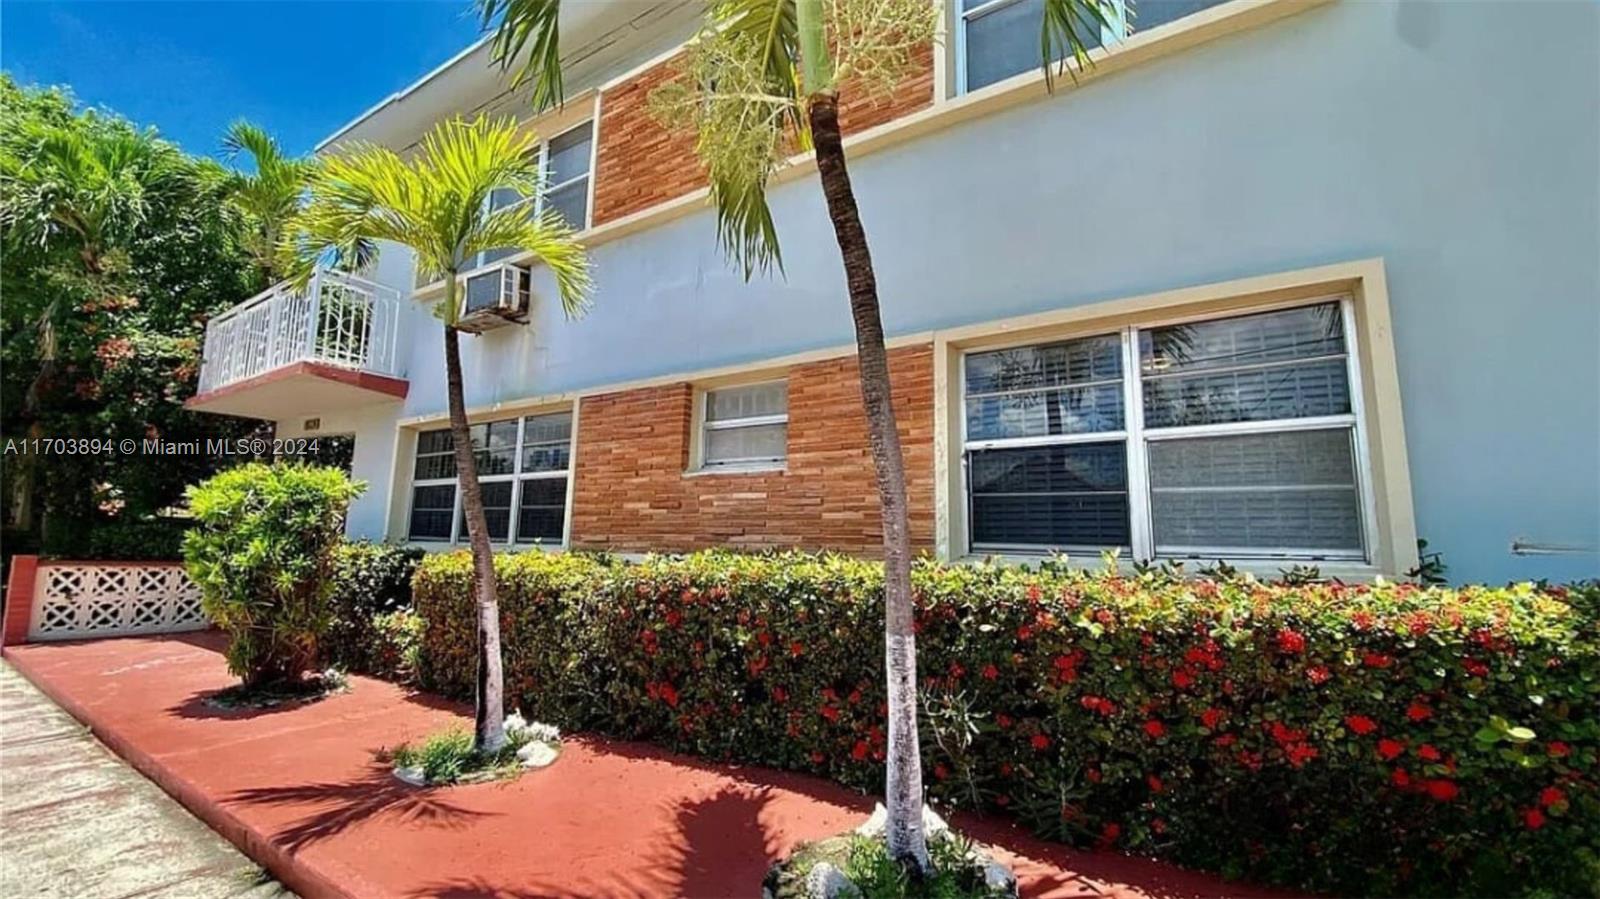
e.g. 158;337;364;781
187;362;408;421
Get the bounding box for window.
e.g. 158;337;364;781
956;0;1229;92
467;121;594;271
407;410;574;544
700;381;788;469
960;0;1107;92
961;299;1370;561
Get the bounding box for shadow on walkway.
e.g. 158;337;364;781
226;763;497;853
411;785;788;898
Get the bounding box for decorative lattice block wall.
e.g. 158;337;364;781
28;563;208;641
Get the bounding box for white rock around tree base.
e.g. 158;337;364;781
805;862;862;899
763;806;1018;898
853;803;949;840
517;740;559;768
393;766;427;787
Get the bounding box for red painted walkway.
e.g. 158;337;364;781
6;634;1289;899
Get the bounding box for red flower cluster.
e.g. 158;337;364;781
1081;695;1116;717
1345;714;1378;735
1052;651;1085;684
1423;779;1459;802
1276;628;1306;654
645;680;679;708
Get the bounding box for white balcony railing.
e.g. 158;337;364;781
197;269;405;394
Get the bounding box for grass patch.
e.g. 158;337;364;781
388;719;556;786
767;832;1009;898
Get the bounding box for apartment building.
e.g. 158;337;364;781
187;0;1600;584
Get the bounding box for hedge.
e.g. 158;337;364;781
324;541;424;679
414;550;1599;897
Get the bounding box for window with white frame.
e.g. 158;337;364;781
407;410;574;544
700;381;788;469
470;121;594;271
956;0;1230;92
961;299;1370;561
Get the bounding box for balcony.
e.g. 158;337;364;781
188;269;409;420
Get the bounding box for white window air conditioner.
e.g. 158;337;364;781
456;263;531;333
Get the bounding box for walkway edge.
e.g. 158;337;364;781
4;648;351;899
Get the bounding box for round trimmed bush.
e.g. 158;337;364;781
183;463;364;687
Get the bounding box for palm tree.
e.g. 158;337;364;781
483;0;1108;872
0;116;185;529
0;117;182;277
284;116;592;752
220;121;316;283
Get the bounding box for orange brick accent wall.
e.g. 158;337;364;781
591;58;705;227
591;44;936;226
570;344;935;554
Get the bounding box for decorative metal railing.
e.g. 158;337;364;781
196;269;405;393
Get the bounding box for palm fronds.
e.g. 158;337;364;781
480;0;566;112
221;120;317;280
1040;0;1116;90
285;115;591;324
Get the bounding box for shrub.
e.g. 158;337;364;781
414;550;1599;897
183;463;364;687
324;541;424;678
40;517;192;561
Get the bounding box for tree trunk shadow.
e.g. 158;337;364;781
225;762;499;853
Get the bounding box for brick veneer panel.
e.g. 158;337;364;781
591;44;935;226
571;344;935;555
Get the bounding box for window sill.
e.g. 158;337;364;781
956;552;1390;583
683;463;787;478
400;540;569;553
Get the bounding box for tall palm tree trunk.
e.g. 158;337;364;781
442;306;507;753
808;91;930;874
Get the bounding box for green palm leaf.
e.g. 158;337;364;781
284;115;591;326
480;0;566;112
1040;0;1115;90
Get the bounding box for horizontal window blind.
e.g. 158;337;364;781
962;299;1369;562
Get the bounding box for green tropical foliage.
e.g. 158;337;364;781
323;541;425;679
182;463;365;686
282;115;590;318
0;76;262;554
482;0;1115;869
219;120;317;281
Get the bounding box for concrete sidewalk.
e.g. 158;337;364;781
1;659;292;899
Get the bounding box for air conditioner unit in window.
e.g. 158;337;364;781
456;262;531;333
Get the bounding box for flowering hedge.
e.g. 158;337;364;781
413;550;1599;896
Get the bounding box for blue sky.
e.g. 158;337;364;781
2;1;488;158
